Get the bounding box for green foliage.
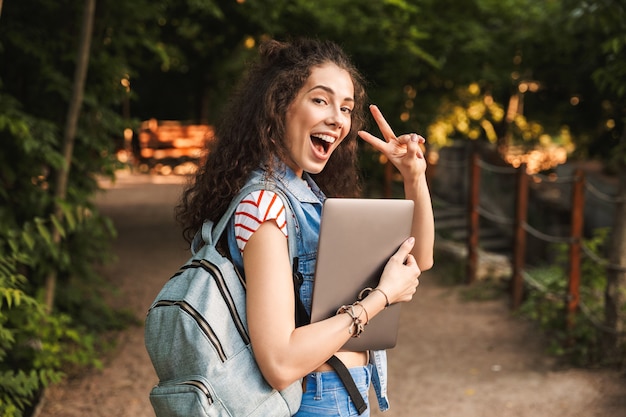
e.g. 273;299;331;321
526;0;626;164
427;83;507;147
0;0;625;412
0;1;150;413
0;212;103;416
0;193;132;415
519;228;625;366
243;0;436;130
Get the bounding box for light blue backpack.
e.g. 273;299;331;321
144;183;302;417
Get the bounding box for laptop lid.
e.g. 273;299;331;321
310;198;414;350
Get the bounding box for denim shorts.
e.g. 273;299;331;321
294;365;372;417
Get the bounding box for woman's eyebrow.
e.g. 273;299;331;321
307;85;354;102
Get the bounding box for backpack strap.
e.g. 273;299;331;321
326;356;368;415
292;295;368;415
191;182;298;263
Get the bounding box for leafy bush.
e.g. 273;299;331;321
0;192;135;416
0;11;134;410
519;228;625;366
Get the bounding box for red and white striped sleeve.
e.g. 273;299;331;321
234;190;288;252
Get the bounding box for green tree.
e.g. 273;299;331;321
417;0;626;361
1;2;624;413
569;0;626;360
44;0;96;312
0;0;180;413
518;0;626;357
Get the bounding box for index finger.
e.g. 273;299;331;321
369;104;396;142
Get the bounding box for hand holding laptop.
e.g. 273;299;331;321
310;198;421;351
376;236;420;305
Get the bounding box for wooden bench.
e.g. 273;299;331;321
133;119;214;174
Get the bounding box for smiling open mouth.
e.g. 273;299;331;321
311;134;335;155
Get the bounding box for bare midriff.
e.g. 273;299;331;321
315;350;368;371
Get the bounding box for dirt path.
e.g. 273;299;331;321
36;172;626;417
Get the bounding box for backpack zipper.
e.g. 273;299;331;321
178;379;214;404
196;259;250;345
152;300;228;362
166;258;251;347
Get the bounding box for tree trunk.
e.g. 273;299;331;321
44;0;96;313
603;128;626;362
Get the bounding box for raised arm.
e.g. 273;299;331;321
358;105;435;270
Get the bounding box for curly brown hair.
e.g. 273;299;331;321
176;38;368;243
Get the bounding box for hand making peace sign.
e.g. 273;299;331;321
357;104;427;183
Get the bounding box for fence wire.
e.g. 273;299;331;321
579;295;626;335
477;159;518;174
581;243;626;273
432;194;466;213
584;179;625;203
522;271;625;336
476;161;625;270
476;206;515;226
531;172;577;184
437;158;468;170
522;222;575;244
433;147;626;337
469;157;626;337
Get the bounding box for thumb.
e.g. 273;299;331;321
392;237;415;263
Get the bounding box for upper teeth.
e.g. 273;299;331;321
314;134;335;144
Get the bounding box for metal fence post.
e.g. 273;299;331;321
567;169;585;329
467;153;480;284
512;163;528;310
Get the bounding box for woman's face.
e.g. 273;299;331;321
284;63;354;176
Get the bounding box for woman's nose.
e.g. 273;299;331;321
326;108;343;128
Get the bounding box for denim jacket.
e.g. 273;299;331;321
227;163;390;412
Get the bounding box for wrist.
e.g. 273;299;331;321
403;172;426;194
358;286;390;308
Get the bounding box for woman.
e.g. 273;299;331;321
177;38;434;416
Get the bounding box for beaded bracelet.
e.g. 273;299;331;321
336;304;364;338
358;287;390;308
353;301;369;325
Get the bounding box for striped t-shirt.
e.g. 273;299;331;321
234;190;288;252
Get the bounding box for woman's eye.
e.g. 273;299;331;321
313;98;327;105
341;107;353;114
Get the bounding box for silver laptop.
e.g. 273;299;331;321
310;198;414;351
